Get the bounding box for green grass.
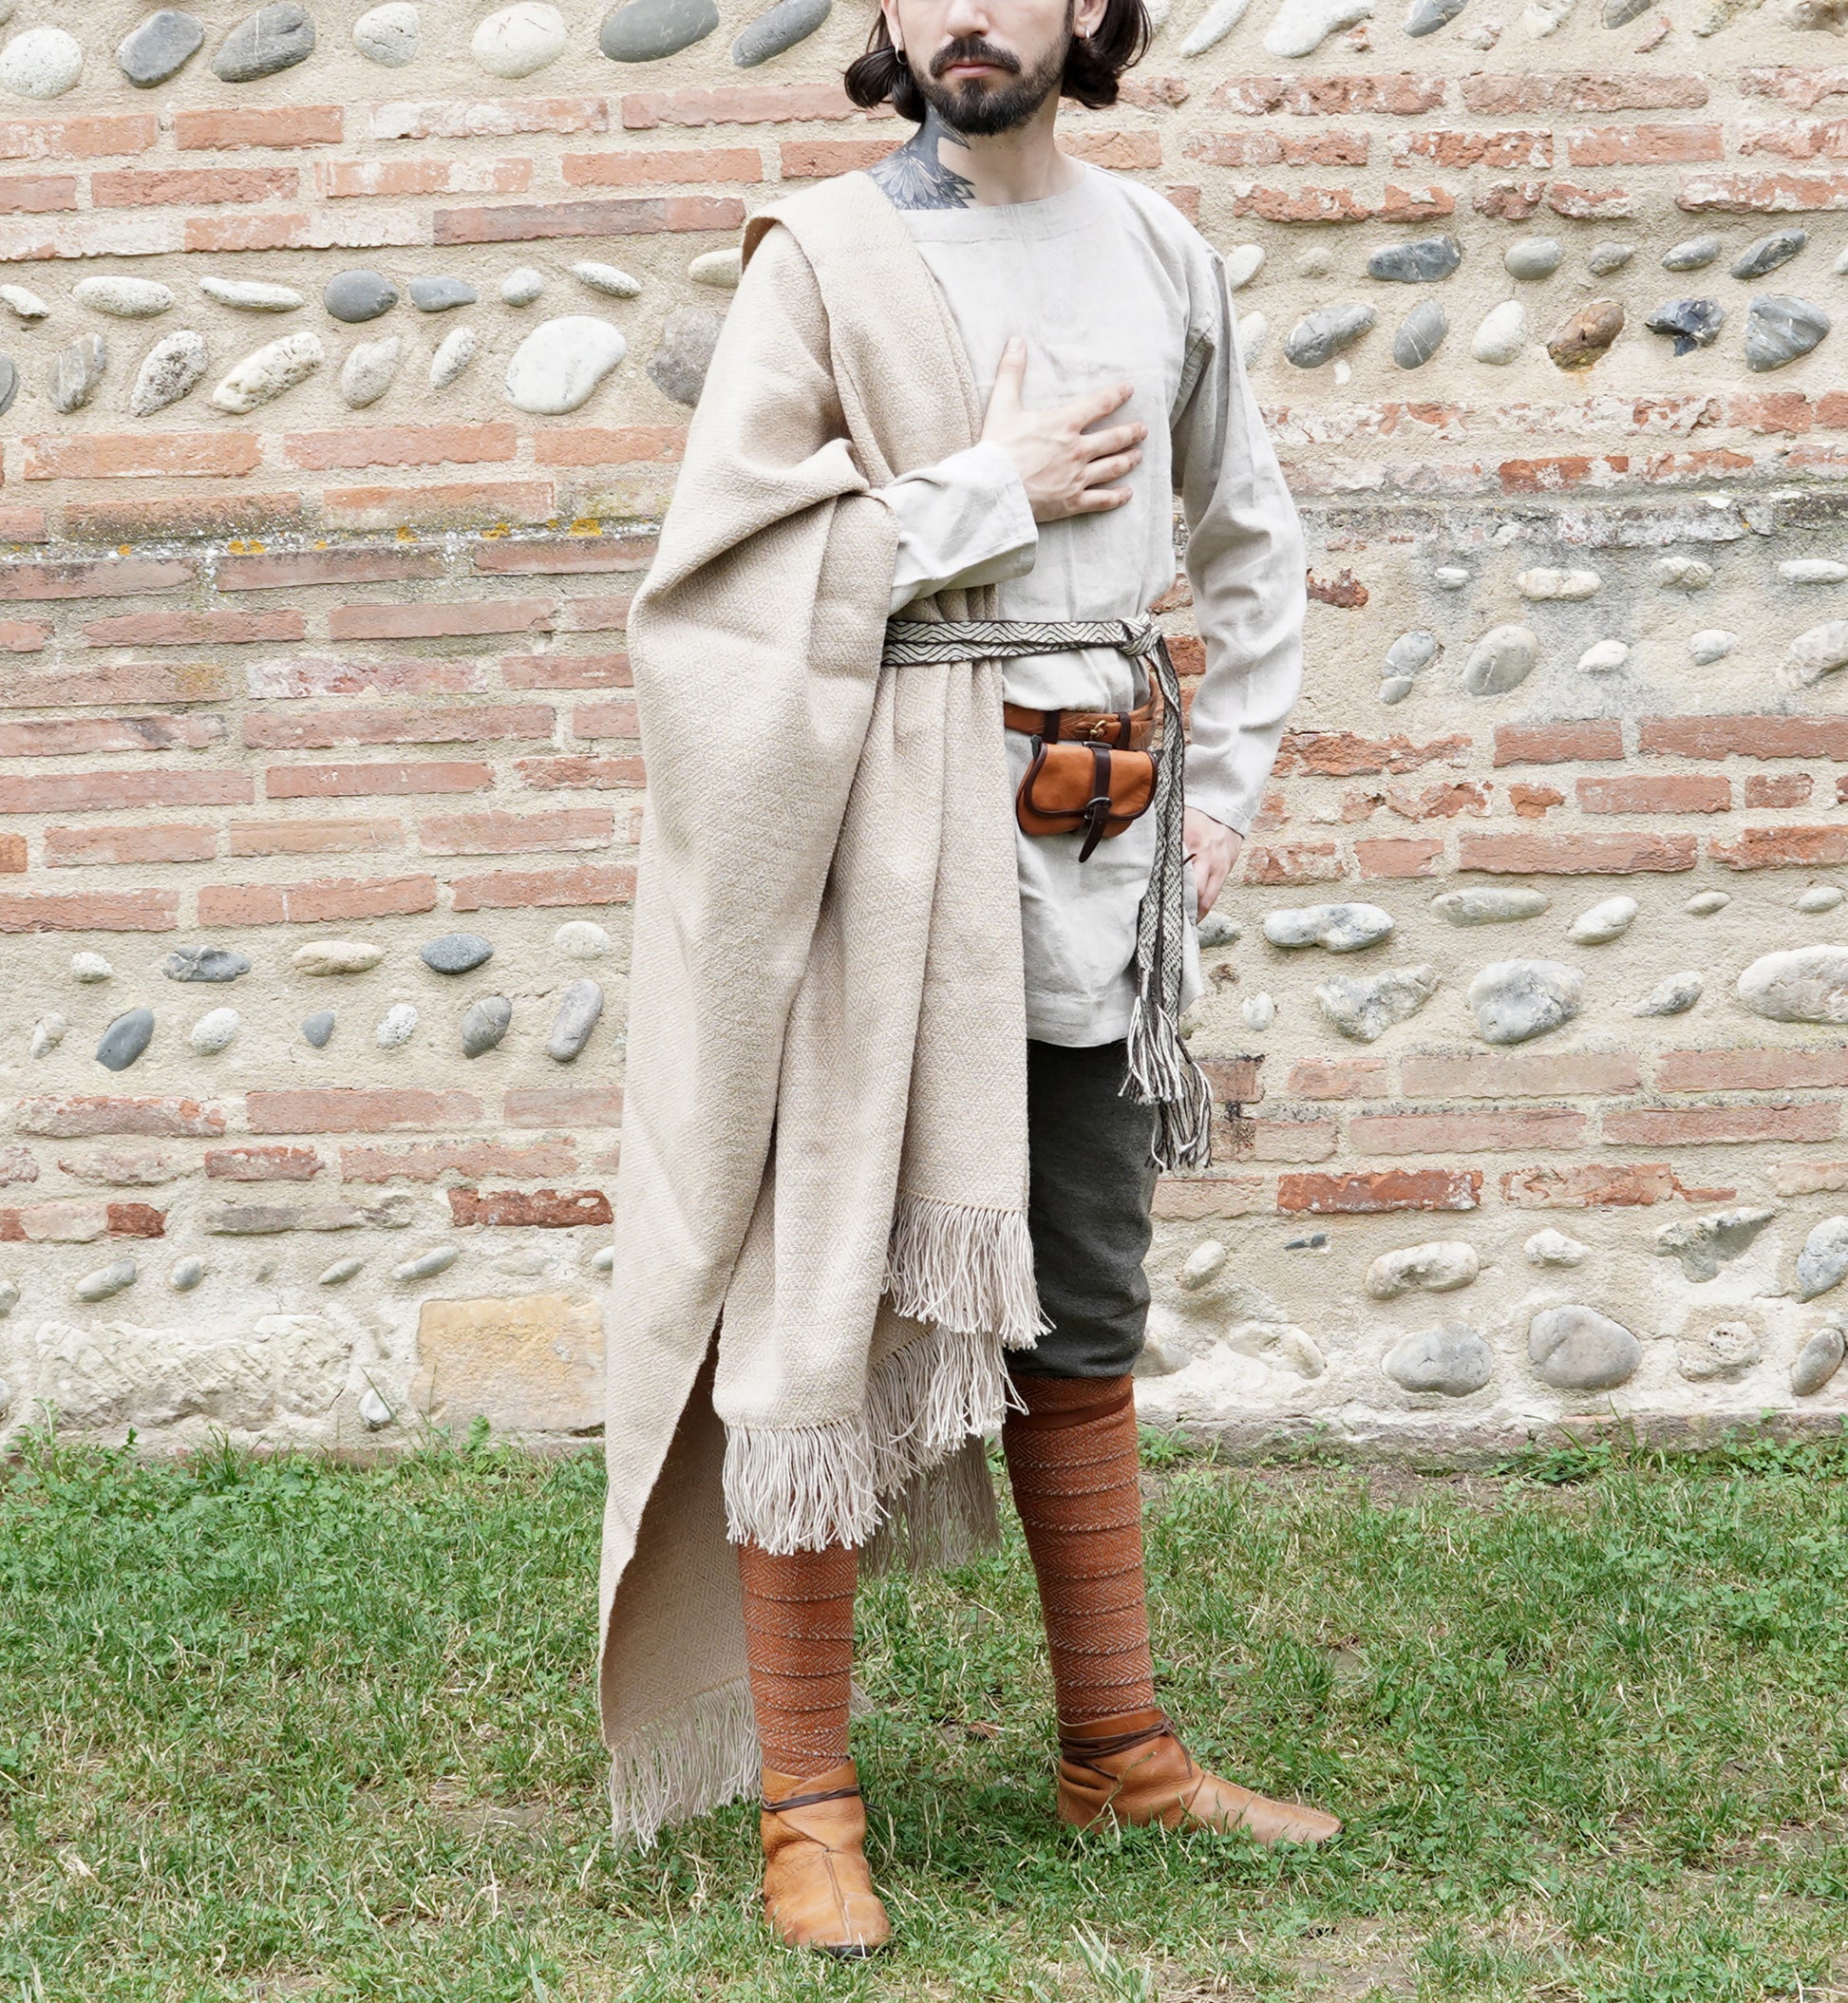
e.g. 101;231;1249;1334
4;1425;1848;2002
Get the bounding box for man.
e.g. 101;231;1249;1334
595;0;1333;1958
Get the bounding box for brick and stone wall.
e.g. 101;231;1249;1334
1;0;1845;1456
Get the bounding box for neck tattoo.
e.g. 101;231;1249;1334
867;107;976;211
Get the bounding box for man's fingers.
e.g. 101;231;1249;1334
985;337;1028;416
1065;380;1135;430
1081;450;1141;488
1073;419;1143;460
1064;486;1134;515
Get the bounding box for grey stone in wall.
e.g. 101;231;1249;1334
164;946;251;984
1467;960;1582;1045
1528;1305;1641;1391
1364;1240;1479;1298
1745;297;1831;372
1314;964;1439;1042
1392;300;1448;368
1787;621;1848;687
1283;304;1375;368
96;1010;155;1072
214;4;316;81
1795;1217;1848;1300
325;272;399;324
547;979;603;1061
462;995;513;1056
1675;1322;1761;1383
1791;1327;1845;1397
211;332;323;413
1738;947;1848;1023
1631;972;1703;1016
600;0;721;61
1731;229;1806;281
1367;235;1461;282
1461;624;1538;696
647;309;722;406
352;3;418;65
1263;902;1393;953
1654;1206;1776;1283
1383;1324;1494;1396
130;332;209;418
50;334;105;415
731;0;831;67
1432;887;1548;926
506;316;627;415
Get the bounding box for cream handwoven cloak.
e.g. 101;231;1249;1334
596;172;1045;1844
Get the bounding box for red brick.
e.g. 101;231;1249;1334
448;1185;613;1228
264;763;492;800
321;482;556;531
1212;75;1445;116
501;652;631;690
529;428;685;469
0;770;253;814
1378;183;1455;221
243;704;552;750
1403;1052;1641;1098
49;1147;168;1185
1151;1173;1266;1219
1349;1108;1586;1154
1199;1058;1264;1106
778;137;896;177
1287;1057;1388;1100
0;174;76;212
448;863;635;910
315;157;531;198
559;595;632;632
1680;171;1848;213
341;1140;576;1182
44;824;216;868
1386;781;1486;820
1459;830;1697;874
0;114;158;160
368;98;612;142
197;876;438;926
1233;183;1376;224
1241;841;1343;885
1235;1116;1338;1162
1185;129;1370;168
105;1202;165;1238
245;656;483;700
217;549;447;593
1392;128;1552;168
1063;129;1163;169
1356;836;1443;878
432;194;743;244
91;166;297;206
1546;182;1636;219
1276;1168;1480;1214
0;620;50;652
81;609;300;647
515;755;646;790
1576;773;1729;814
0;557;192;601
1605;1104;1839;1145
502;1087;624;1128
227;818;405;856
1710;826;1848;869
1656;1049;1848;1092
15;1095;224;1139
246;1088;482;1136
418;807;613;855
63;493;305;543
1500;1162;1727;1207
0;665;231;709
1463;73;1708;113
205;1146;323;1182
1642;714;1848;760
621;81;888;126
1744;772;1813;807
0;715;223;759
1567;123;1723;165
1743;68;1848;111
1474;180;1548;219
564;143;759;185
286;425;519;473
333;597;550;641
0;889;177;933
1276;730;1468;777
0;833;23;872
174;106;343;150
573;701;639;739
471;538;653;576
1500;455;1631;492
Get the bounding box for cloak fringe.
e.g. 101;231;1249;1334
860;1436;1002;1578
607;1674;759;1850
722;1316;1022;1555
884;1191;1047;1349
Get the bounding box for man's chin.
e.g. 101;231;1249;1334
923;78;1051;138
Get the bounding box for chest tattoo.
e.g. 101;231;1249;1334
868;110;976;210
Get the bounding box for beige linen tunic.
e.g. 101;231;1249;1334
873;163;1307;1046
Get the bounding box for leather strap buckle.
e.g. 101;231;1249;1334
762;1782;862;1815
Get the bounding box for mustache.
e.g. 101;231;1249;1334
928;34;1022;78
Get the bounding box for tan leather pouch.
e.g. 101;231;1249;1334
1015;741;1157;861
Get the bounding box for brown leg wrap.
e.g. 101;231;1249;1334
1001;1370;1159;1729
737;1540;858;1780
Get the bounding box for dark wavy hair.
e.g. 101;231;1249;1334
843;0;1150;119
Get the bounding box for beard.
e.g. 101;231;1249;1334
914;13;1071;136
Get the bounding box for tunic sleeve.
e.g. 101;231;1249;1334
875;440;1039;616
1172;253;1306;836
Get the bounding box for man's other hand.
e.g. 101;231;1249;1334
981;336;1145;523
1182;807;1240;916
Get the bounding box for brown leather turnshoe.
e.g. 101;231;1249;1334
759;1762;892;1957
1056;1708;1341;1845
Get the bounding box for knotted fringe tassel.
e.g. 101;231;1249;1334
1125;633;1215;1173
723;1316;1023;1555
884;1192;1047;1348
608;1674;759;1849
